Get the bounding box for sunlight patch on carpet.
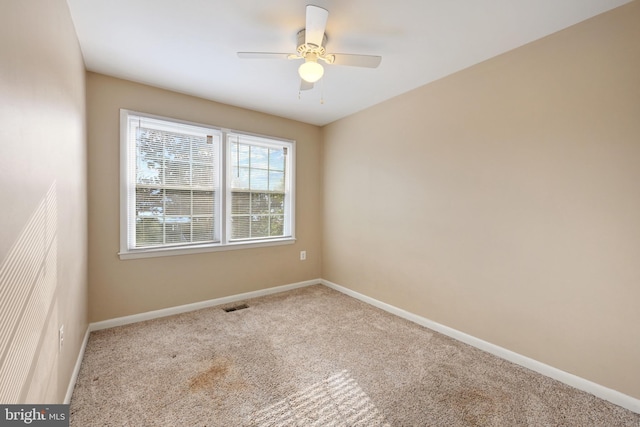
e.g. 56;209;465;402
250;370;390;426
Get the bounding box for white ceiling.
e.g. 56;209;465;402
66;0;631;126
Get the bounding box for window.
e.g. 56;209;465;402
120;110;295;259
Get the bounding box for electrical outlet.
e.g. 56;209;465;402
300;250;306;261
59;325;64;352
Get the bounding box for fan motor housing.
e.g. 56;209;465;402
296;29;327;56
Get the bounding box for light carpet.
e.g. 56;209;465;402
70;285;640;426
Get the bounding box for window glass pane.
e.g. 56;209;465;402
231;216;250;239
269;171;285;192
165;218;190;244
226;136;291;241
128;114;221;250
164;160;191;186
135;217;162;246
136;188;163;216
233;143;250;167
192;164;214;188
192;217;214;242
232;192;250;215
270;215;284;236
164;133;190;161
137;129;163;160
249;169;268;191
136;158;162;185
226;137;290;240
231;167;249;190
136;130;163;184
193;137;214;163
251;193;269;214
250;146;269;169
251;215;269;237
165;189;190;215
269;193;284;214
193;191;214;215
269;149;285;171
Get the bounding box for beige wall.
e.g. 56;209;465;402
86;73;322;322
0;1;88;403
4;0;634;406
322;2;640;399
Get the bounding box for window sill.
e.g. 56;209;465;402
118;237;296;260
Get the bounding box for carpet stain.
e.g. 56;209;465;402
188;357;248;394
448;388;497;426
189;357;231;391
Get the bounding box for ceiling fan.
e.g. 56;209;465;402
237;5;382;91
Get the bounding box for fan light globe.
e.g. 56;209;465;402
298;60;324;83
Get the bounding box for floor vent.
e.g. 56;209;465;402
223;303;249;313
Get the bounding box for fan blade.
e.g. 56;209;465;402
300;80;314;91
305;5;328;47
330;54;382;68
237;52;293;60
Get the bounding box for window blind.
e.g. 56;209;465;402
120;110;295;258
228;133;289;240
127;115;221;249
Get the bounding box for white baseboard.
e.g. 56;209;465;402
68;277;639;414
89;279;321;332
321;279;640;414
64;326;90;404
64;279;321;403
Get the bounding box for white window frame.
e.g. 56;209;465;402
119;110;295;260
